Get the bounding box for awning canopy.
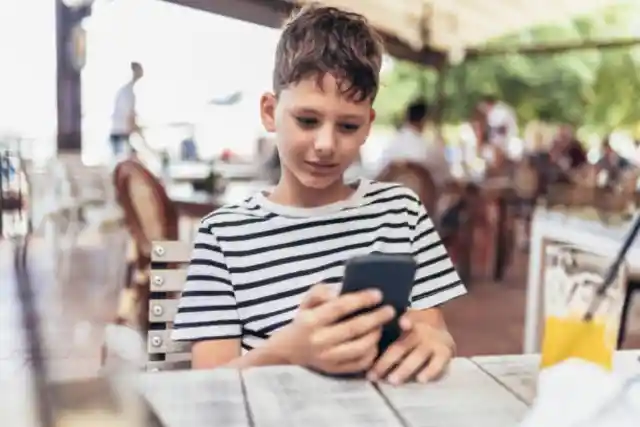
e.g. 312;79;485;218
304;0;627;51
164;0;630;66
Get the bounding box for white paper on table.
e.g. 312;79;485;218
519;359;640;427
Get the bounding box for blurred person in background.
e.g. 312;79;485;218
477;94;519;161
633;139;640;167
378;100;452;189
180;124;199;161
596;135;633;182
549;124;588;172
109;62;144;158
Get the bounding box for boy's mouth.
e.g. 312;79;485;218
305;161;339;173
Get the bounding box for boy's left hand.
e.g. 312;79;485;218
367;313;455;385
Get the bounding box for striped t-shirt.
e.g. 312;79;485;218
172;179;466;351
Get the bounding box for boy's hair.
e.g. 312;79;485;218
480;93;497;104
273;4;384;102
406;100;429;123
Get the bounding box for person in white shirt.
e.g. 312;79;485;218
109;62;143;157
378;100;452;188
477;95;520;161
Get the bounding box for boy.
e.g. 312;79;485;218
173;5;466;385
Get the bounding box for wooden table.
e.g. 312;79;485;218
169;161;259;183
524;208;640;353
168;181;272;241
4;351;638;427
168;181;271;217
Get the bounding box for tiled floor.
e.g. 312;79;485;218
443;249;640;357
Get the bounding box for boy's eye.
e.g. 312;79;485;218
339;123;360;133
296;117;319;128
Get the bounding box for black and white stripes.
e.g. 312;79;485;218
173;179;466;351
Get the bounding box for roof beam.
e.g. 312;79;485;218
161;0;445;67
160;0;293;28
467;37;640;58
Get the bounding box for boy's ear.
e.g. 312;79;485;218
260;93;277;133
369;108;376;123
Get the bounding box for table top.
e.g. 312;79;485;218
3;340;639;427
131;351;639;427
168;161;260;182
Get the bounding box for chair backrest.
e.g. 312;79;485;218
513;159;540;200
147;239;191;371
113;160;179;261
376;161;439;217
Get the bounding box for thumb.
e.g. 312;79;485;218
300;283;337;309
399;314;413;331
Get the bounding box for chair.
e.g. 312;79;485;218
147;240;192;371
509;159;541;252
376;161;439;219
113;159;179;331
375;161;472;280
0;151;27;237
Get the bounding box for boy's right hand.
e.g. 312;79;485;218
268;284;395;375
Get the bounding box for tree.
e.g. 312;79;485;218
374;3;640;134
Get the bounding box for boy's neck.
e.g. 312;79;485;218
269;174;356;208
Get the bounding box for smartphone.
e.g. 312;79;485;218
341;253;417;354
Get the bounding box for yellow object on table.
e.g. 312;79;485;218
539;242;626;371
540;315;615;370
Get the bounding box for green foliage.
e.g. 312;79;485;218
373;4;640;133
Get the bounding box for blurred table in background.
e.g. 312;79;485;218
167;180;271;240
168;161;260;184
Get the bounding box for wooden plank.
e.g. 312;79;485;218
146;352;191;372
377;358;528;427
151;241;191;263
135;369;250;427
471;355;539;405
149;269;187;292
472;350;640;406
148;299;178;323
147;330;190;354
162;0;290;29
242;366;403;427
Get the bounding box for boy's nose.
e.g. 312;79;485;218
313;127;337;156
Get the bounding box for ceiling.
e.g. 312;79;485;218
302;0;629;50
163;0;631;65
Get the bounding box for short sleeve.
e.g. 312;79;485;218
172;223;241;342
409;200;467;309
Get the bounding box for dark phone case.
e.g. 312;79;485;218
341;253;417;356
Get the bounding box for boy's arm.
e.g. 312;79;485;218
172;223;244;369
405;306;447;331
192;338;289;369
408;195;467;311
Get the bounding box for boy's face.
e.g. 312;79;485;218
260;73;375;190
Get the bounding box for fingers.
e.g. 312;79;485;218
328;350;378;374
312;289;384;326
312;305;395;348
368;332;418;381
369;331;455;384
299;284;338;310
416;352;450;383
318;328;381;363
387;347;433;385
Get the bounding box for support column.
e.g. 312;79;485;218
55;0;90;153
433;62;448;134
